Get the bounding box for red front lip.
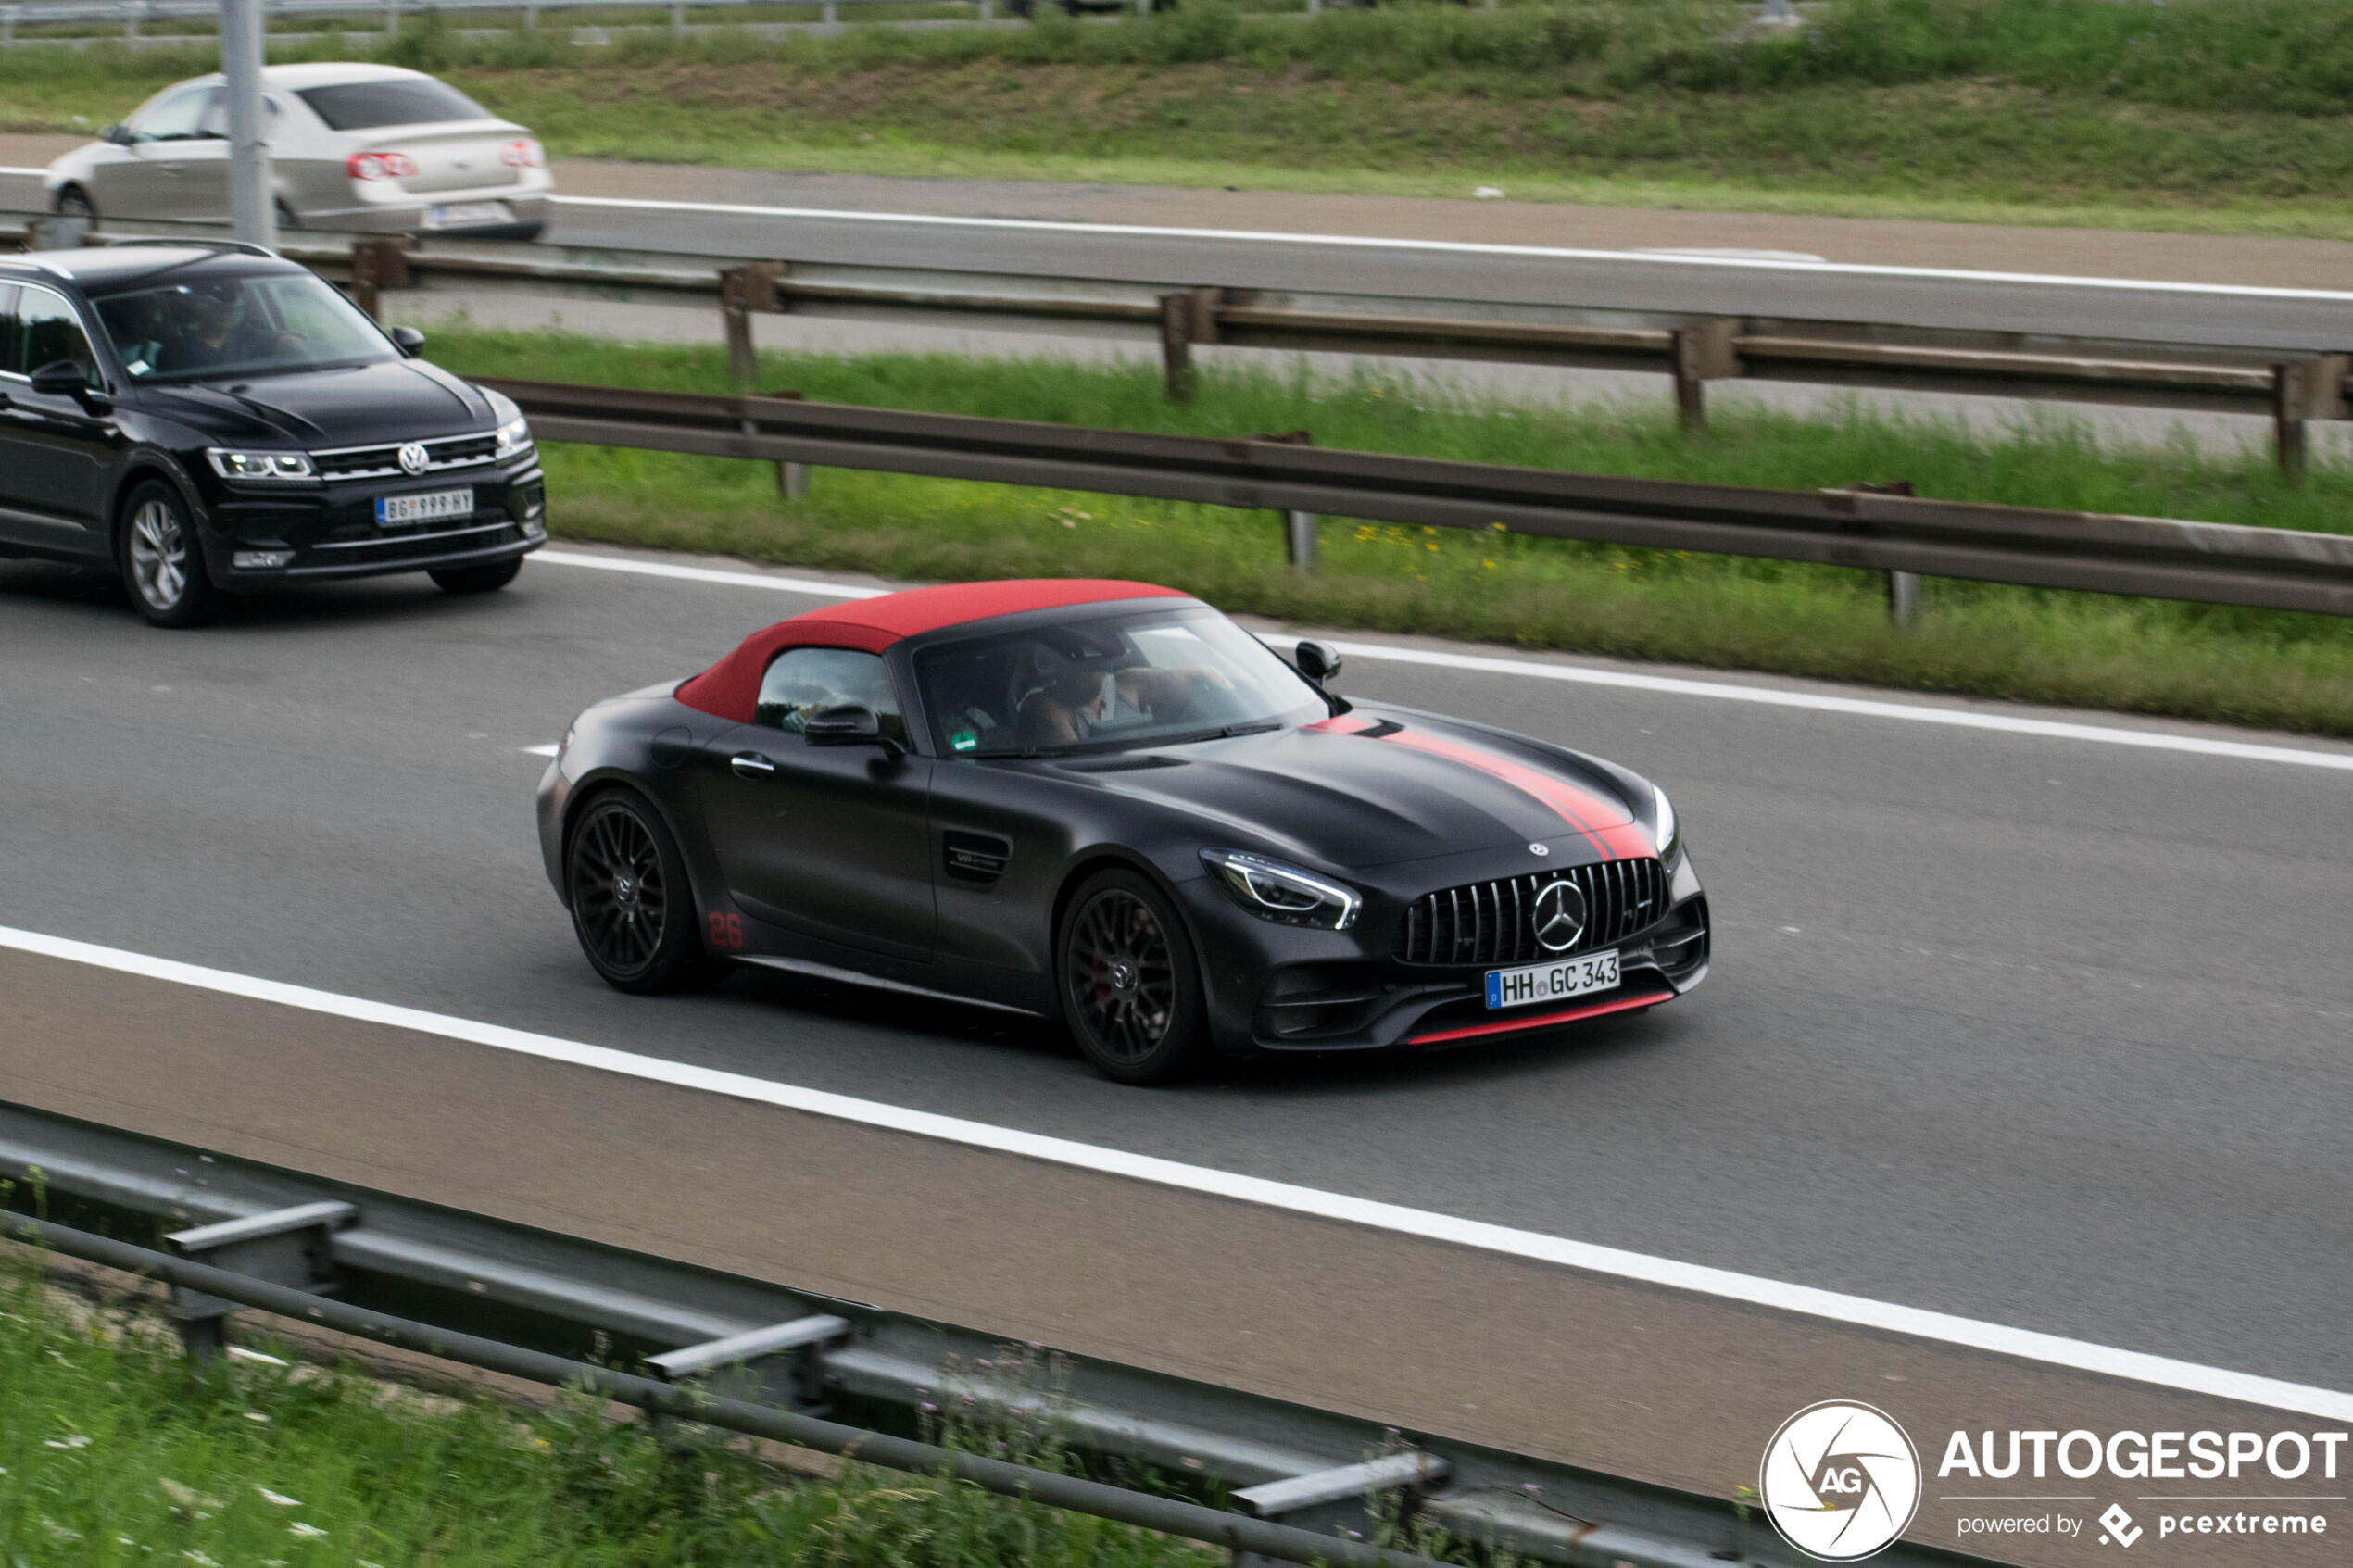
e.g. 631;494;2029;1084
1408;987;1672;1046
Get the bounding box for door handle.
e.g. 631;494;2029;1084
730;751;777;779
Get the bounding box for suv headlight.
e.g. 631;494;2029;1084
1650;784;1680;862
494;416;533;459
1202;849;1361;930
206;448;314;482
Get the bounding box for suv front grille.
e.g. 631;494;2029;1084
1393;859;1667;968
315;432;499;480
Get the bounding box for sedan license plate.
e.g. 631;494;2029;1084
1485;949;1619;1010
426;201;512;229
375;488;472;526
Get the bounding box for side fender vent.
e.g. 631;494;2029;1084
942;830;1013;885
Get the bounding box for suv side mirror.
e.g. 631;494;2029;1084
1294;640;1343;684
804;704;902;757
29;359;96;401
387;326;426;357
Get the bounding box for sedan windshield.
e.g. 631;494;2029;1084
913;604;1327;757
91;270;397;384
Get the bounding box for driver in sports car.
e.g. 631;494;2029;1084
1017;648;1235;746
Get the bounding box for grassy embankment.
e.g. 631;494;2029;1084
15;0;2353;234
0;1249;1230;1567
416;327;2353;737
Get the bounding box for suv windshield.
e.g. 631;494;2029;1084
91;270;396;383
913;604;1327;758
297;79;491;131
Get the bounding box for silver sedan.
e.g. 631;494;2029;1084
45;61;554;240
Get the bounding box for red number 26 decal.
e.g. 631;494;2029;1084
707;911;744;949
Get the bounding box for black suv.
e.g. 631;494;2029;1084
0;243;544;626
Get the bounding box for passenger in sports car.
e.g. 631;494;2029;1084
1016;650;1236;746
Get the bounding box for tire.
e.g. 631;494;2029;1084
1057;868;1209;1085
118;480;220;628
54;186;95;221
429;558;522;594
565;789;722;994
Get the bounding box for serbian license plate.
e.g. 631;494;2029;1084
426;200;511;229
375;488;472;526
1485;949;1619;1010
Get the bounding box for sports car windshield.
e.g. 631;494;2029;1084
915;605;1327;757
91;271;397;383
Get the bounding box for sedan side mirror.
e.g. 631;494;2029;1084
387;326;426;357
1294;640;1343;684
101;123;134;145
804;704;903;757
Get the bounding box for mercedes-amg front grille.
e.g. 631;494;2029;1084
1392;859;1667;967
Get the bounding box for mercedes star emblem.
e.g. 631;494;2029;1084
1530;878;1588;953
397;441;430;475
1529;842;1550;856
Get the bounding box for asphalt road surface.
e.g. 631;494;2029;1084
3;544;2347;1405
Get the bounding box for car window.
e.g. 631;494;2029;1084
0;285;17;375
11;287;99;385
92;270;395;383
296;79;492;132
913;604;1324;757
194;93;281;139
129;85;220;143
755;647;908;746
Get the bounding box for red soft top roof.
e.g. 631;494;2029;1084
675;578;1194;723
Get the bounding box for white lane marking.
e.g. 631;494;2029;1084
522;743;560;757
549;195;2353;305
4;922;2347;1424
1325;642;2353;773
536;549;887;598
535;548;2353;772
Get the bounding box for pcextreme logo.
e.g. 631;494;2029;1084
1760;1401;1925;1562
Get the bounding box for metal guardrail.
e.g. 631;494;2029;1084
5;208;2349;475
0;0;1208;45
0;1100;1994;1568
473;373;2353;617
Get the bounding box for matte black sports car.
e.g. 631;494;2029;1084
0;244;545;626
537;580;1710;1084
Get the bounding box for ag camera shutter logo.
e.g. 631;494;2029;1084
1760;1401;1923;1561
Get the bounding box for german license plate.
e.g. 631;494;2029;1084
375;488;472;525
426;201;511;229
1485;949;1619;1010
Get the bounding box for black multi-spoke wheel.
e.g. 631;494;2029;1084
565;791;719;993
1058;869;1207;1085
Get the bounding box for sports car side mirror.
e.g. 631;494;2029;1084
1295;640;1343;684
387;326;426;357
804;703;903;757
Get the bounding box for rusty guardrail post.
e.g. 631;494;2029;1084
346;236;412;321
719;263;800;493
1670;317;1741;435
2271;355;2348;480
1159;293;1195;402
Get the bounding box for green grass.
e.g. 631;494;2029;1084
19;1;2353;234
0;1251;1227;1568
415;326;2353;737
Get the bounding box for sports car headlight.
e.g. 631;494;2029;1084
206;448;315;482
493;416;534;459
1650;784;1680;862
1202;849;1361;930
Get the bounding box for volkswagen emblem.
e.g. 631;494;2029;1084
397;442;430;475
1530;878;1587;953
